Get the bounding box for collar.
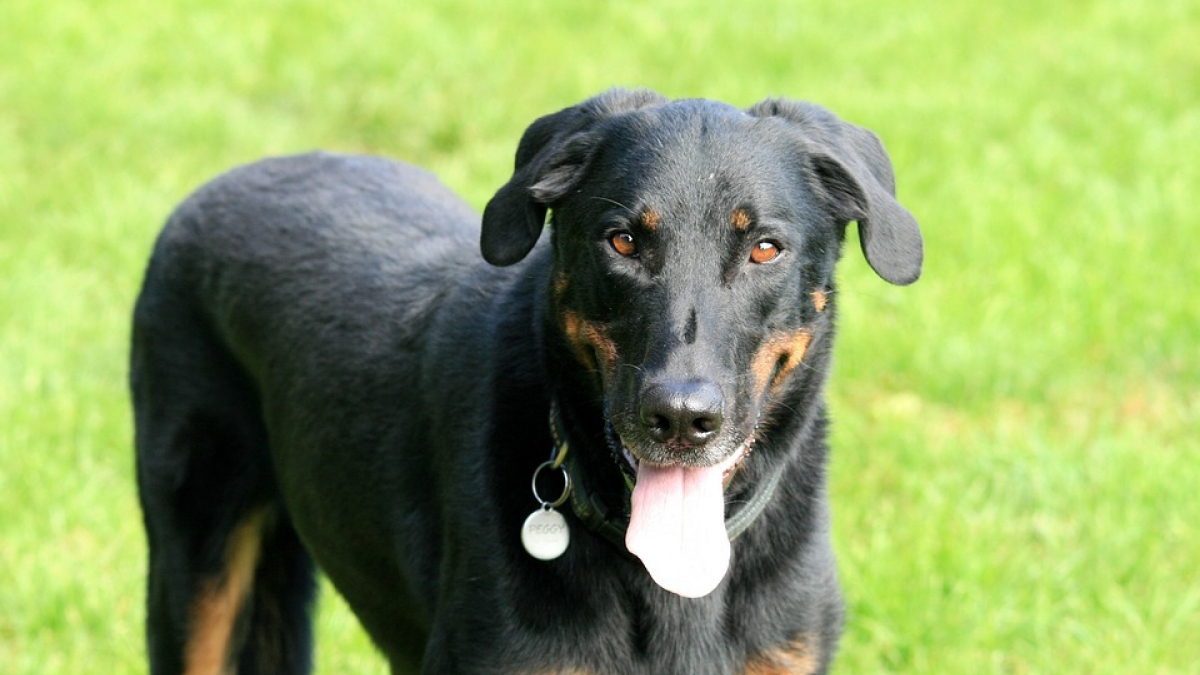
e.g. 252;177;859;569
548;400;783;549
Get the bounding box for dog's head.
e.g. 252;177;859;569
482;89;921;596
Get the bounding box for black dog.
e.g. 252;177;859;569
132;89;921;675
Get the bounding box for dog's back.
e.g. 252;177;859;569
132;152;495;673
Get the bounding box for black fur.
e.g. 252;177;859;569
132;89;921;675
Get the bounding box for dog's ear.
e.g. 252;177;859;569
747;99;923;285
481;89;669;266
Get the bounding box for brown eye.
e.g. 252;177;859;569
610;231;638;257
750;240;782;264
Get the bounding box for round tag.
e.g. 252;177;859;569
521;506;570;560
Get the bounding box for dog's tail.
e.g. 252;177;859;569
132;236;317;675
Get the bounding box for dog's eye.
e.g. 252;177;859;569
749;240;782;264
609;231;638;258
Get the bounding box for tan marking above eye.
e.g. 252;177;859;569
750;240;781;264
610;231;638;257
640;210;661;230
731;208;752;231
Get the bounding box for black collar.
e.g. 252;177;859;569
548;401;783;549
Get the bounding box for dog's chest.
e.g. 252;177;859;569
478;592;766;675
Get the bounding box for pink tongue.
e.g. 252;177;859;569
625;463;730;598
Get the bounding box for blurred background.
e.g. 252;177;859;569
1;0;1195;672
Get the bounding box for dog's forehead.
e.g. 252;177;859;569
597;103;802;220
608;100;766;167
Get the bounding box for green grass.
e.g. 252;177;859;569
2;0;1196;672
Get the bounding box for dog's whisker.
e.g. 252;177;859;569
589;195;637;215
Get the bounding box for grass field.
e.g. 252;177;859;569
2;0;1197;672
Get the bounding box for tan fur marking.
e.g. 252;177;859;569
560;310;594;371
560;310;617;375
183;510;267;675
751;329;814;396
812;289;828;313
581;321;618;376
641;209;661;230
553;270;570;299
742;635;821;675
731;208;752;231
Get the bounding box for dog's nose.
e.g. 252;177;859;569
638;380;725;448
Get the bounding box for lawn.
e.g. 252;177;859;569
1;0;1196;672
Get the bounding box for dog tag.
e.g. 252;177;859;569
521;505;570;560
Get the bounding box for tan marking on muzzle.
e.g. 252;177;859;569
751;329;814;395
560;310;617;376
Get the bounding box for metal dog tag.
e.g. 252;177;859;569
522;457;571;561
521;505;570;560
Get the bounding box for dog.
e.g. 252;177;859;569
131;88;922;675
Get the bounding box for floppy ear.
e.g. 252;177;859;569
747;99;923;285
481;88;669;266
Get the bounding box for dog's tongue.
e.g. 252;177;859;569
626;462;730;598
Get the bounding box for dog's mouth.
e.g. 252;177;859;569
605;421;753;482
605;421;642;478
603;419;754;598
